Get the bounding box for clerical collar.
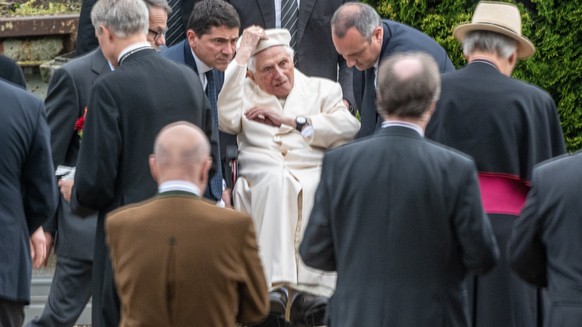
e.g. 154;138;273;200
117;42;152;65
381;120;424;136
158;180;201;196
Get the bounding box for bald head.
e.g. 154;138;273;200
376;52;440;120
150;122;212;188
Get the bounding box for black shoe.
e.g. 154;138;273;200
249;288;290;327
269;288;288;316
289;292;328;327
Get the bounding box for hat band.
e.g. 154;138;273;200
474;21;521;37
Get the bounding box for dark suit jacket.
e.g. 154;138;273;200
227;0;355;107
161;40;238;190
509;152;582;327
426;61;566;183
106;192;269;326
44;48;108;260
71;48;213;327
300;126;499;327
0;80;58;303
0;54;26;88
354;19;455;138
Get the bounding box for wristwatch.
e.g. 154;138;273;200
295;116;307;131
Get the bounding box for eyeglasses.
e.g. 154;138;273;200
148;28;168;41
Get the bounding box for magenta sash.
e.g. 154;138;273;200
478;172;530;216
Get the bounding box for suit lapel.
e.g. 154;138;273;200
296;0;316;47
257;0;275;27
183;40;199;74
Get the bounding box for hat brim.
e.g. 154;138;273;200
454;23;535;59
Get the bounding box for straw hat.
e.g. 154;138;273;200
251;29;291;56
453;1;535;59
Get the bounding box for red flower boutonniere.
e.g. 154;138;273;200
75;107;88;138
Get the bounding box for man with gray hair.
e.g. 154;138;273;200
425;2;566;326
331;2;455;138
218;27;359;326
143;0;171;50
69;0;213;326
25;2;171;325
300;52;498;327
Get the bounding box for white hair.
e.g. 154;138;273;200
463;30;518;59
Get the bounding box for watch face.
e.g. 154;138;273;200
296;116;307;124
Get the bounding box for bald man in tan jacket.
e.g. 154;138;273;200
106;122;268;326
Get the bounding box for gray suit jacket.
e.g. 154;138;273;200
300;126;499;327
509;152;582;327
0;80;57;303
227;0;355;107
44;48;108;260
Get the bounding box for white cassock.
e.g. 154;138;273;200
218;61;360;295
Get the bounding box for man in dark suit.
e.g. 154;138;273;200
227;0;356;112
24;48;110;327
425;2;566;327
0;80;58;327
331;2;455;138
0;54;26;88
70;0;213;325
162;0;239;205
300;52;499;327
508;153;582;327
26;3;173;324
106;122;269;326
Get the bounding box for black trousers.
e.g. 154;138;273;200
25;255;93;327
0;297;25;327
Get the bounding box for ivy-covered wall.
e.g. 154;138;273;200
364;0;581;151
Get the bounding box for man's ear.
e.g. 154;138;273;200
372;26;383;44
149;155;159;183
187;30;198;49
247;70;255;82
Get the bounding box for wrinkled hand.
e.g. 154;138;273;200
30;227;47;269
58;178;74;202
245;106;293;127
235;25;268;65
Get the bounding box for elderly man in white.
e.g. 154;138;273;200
218;28;359;326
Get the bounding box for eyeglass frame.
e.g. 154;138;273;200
148;28;168;41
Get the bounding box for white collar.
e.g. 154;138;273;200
117;42;152;65
158;180;201;196
381;120;424;136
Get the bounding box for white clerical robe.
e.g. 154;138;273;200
218;61;359;294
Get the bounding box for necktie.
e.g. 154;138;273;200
281;0;299;49
205;70;223;200
360;67;378;137
165;0;184;46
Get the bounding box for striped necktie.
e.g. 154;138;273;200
165;0;184;46
281;0;298;49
